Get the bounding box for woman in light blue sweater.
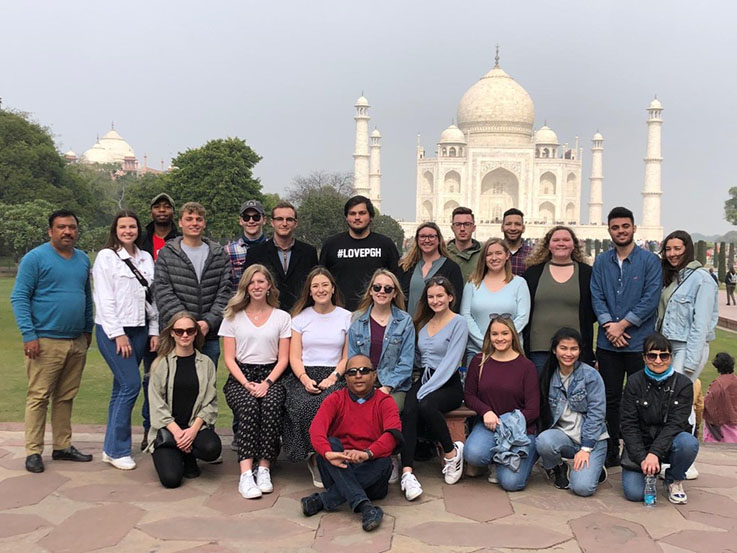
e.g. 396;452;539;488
461;238;530;364
399;276;468;502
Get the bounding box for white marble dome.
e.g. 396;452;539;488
593;131;604;141
81;142;110;164
534;125;559;145
649;98;662;109
371;128;382;138
456;65;535;145
439;124;466;144
99;129;135;162
355;96;369;107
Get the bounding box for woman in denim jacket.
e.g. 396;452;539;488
348;269;415;412
657;230;719;383
536;327;608;496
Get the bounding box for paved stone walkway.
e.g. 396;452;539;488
1;423;736;552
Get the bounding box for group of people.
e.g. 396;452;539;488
10;192;733;533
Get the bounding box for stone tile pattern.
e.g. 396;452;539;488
0;426;736;552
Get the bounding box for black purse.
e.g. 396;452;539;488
152;427;177;449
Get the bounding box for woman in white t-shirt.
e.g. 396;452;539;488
220;264;291;500
283;267;351;486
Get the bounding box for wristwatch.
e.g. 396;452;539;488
364;448;374;460
580;446;593;453
265;378;274;387
333;370;341;380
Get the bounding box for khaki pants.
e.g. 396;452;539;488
25;336;88;455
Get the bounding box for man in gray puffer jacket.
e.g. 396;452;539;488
155;202;232;366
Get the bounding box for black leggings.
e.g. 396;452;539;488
400;372;463;469
152;427;221;488
597;349;643;446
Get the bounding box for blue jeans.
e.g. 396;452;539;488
464;421;538;491
536;429;608;497
671;341;709;383
316;437;392;511
621;431;699;501
97;325;147;458
529;352;549;376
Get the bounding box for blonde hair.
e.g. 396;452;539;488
469;238;513;286
413;276;456;333
479;316;524;366
179;201;206;219
153;311;205;370
399;222;452;272
354;269;406;315
224;264;280;319
525;225;585;267
290;266;344;317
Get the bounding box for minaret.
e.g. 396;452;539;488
369;128;382;211
642;97;663;230
353;95;371;197
588;131;604;225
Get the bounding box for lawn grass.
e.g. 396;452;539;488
1;276;734;426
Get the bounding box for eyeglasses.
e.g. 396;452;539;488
345;367;376;377
452;222;474;229
418;234;438;241
645;352;672;362
172;327;197;337
241;213;262;222
372;284;395;294
272;216;296;224
489;312;513;321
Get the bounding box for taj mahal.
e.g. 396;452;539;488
351;51;664;242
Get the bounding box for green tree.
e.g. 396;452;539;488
725;187;737;225
293;186;348;248
121;172;168;222
165;138;263;241
719;241;727;283
729;242;735;269
373;214;405;251
262;192;282;218
0;200;55;260
696;240;707;265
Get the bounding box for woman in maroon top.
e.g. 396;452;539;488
463;316;539;491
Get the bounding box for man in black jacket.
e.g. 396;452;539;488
154;202;232;366
140;192;179;449
245;201;318;313
142;193;179;260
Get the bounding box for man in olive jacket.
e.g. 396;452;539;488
154;202;232;367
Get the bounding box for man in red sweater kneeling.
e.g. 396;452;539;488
302;354;402;532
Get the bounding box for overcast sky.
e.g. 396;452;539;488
3;0;735;234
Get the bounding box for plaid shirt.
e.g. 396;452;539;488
224;234;266;287
509;241;533;276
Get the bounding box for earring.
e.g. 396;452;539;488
267;290;271;296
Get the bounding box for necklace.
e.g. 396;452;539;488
247;307;269;321
549;261;574;267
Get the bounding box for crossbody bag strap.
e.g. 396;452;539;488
116;251;152;304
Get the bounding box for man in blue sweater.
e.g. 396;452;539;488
11;210;94;473
590;206;662;468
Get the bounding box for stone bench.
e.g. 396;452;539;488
444;404;475;444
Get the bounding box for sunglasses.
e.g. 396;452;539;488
645;352;672;362
172;327;197;337
345;367;376;377
372;284;395;294
489;312;513;321
241;213;262;222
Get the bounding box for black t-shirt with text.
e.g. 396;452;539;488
319;231;400;311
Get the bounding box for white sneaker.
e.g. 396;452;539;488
667;480;688;504
487;464;498;484
388;455;400;484
401;472;423;501
256;466;273;494
442;441;464;485
307;454;324;488
238;471;262;499
102;452;136;470
685;463;699;480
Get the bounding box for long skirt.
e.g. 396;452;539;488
282;365;345;462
